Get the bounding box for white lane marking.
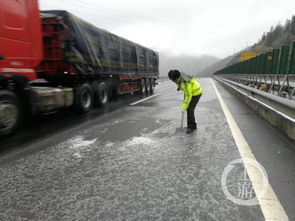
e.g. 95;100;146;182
157;92;179;99
211;79;289;221
156;84;175;91
158;80;170;84
130;93;160;106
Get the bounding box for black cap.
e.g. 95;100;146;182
168;70;181;81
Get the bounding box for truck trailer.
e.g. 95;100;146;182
0;0;159;138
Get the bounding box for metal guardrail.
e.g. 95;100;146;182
214;75;295;141
214;75;295;111
216;74;295;101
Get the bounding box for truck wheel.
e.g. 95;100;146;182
76;83;94;112
0;90;22;138
140;79;146;95
145;79;151;95
150;79;155;94
97;82;109;106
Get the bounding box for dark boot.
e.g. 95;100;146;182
186;127;194;134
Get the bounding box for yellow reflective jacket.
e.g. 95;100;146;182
177;74;203;110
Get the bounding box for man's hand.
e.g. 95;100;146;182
182;103;188;111
181;109;185;115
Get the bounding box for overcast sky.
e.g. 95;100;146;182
40;0;295;59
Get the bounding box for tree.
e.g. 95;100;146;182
261;32;266;42
291;15;295;35
265;26;275;46
272;23;283;38
285;19;291;32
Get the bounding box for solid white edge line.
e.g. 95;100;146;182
211;79;289;221
130;93;160;106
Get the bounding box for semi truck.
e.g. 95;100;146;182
0;0;159;138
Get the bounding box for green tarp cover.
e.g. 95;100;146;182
42;10;159;77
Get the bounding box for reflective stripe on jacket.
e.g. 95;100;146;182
178;75;203;110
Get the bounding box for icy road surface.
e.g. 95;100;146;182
0;78;295;220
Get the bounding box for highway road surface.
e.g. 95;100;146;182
0;78;294;221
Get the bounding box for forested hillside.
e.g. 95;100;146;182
199;15;295;76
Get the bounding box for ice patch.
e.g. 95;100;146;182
105;142;114;148
73;152;82;159
119;146;127;151
142;128;148;132
68;136;97;150
101;128;107;134
125;136;153;147
118;137;153;151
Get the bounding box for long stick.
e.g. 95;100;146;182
180;111;184;129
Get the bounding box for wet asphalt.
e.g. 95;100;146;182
0;78;294;220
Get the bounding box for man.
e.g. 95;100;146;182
168;70;203;133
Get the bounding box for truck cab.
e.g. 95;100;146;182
0;0;42;137
0;0;42;80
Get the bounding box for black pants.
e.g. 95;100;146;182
187;94;202;129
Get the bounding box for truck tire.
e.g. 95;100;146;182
150;79;155;94
97;82;109;106
76;83;94;113
145;79;151;95
0;90;22;138
140;79;146;95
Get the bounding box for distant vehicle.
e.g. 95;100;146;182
0;0;159;137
